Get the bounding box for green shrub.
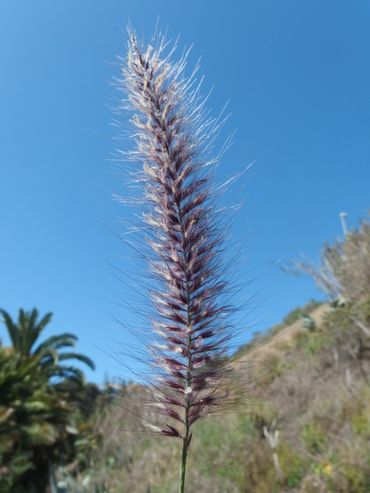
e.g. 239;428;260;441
341;464;370;493
303;332;328;356
278;443;306;487
283;300;321;327
302;422;327;454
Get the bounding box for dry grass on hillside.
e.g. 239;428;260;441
63;298;370;493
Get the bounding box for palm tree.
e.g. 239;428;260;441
0;308;95;383
0;309;96;492
0;344;72;492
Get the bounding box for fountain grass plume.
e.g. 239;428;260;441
120;28;240;493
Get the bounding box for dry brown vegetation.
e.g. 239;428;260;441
286;216;370;302
61;300;370;492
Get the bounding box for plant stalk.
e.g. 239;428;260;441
179;434;189;493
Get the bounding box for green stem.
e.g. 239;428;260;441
179;434;189;493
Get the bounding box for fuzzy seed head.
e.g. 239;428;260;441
121;30;236;439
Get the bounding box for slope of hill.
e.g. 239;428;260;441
238;302;331;366
60;298;370;493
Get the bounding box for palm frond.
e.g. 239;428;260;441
58;352;96;370
34;333;78;355
0;309;19;348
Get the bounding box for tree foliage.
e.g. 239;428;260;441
0;308;96;492
0;308;94;383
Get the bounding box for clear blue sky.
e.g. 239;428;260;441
1;1;370;382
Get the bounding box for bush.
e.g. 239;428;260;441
287;216;370;302
301;422;327;454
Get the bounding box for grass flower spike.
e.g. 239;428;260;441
121;30;235;492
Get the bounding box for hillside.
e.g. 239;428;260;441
58;298;370;493
238;302;330;365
